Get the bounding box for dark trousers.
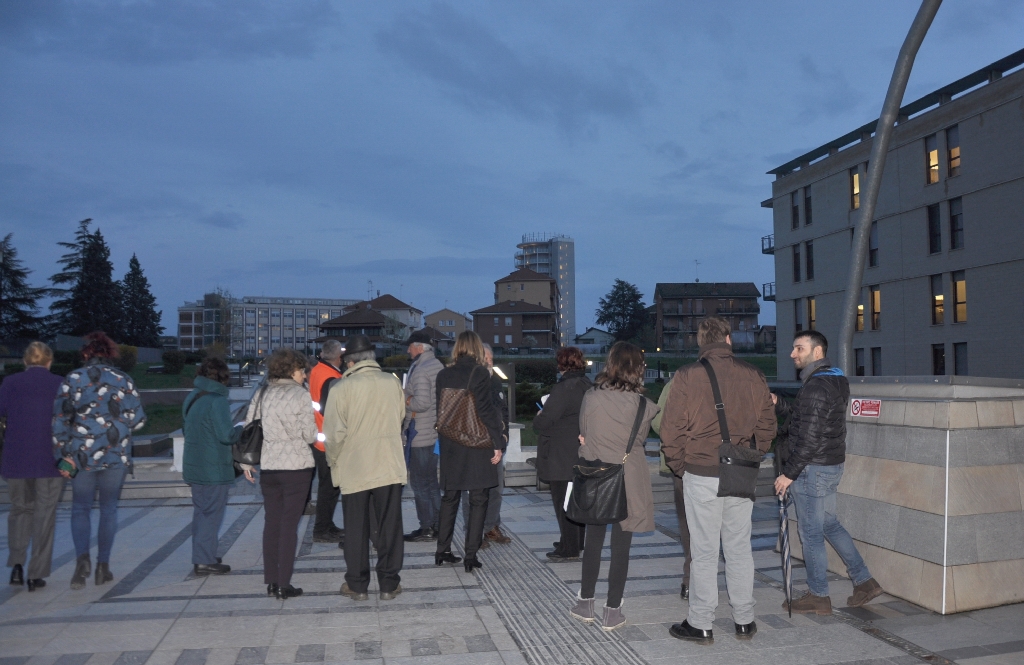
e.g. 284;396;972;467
463;459;504;534
6;477;64;579
548;480;585;557
311;448;340;534
437;488;487;560
190;483;230;565
408;446;441;531
260;469;313;587
672;474;692;584
342;483;404;593
581;522;633;609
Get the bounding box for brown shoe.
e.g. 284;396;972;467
484;526;511;544
785;592;832;615
847;578;883;607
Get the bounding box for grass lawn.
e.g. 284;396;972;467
131;363;198;390
137;403;184;436
517;415;538;447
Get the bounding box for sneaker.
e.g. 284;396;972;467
484;526;511;544
601;603;626;631
340;582;368;601
847;578;883;607
786;592;832;615
569;593;595;623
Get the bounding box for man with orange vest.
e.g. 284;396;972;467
309;339;345;542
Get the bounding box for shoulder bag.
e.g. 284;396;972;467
436;366;492;449
699;358;763;501
234;384;267;466
565;394;646;525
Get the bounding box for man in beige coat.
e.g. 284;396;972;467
323;336;407;601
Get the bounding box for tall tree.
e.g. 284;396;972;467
50;219;123;338
120;254;164;347
595;279;647;341
0;233;50;339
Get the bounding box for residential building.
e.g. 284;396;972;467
653;283;761;351
764;48;1024;380
573;327;615;347
494;268;559;315
177;294;358;356
424;308;472;340
471;301;558;351
314;308;392;354
515;234;575;345
344;295;423;331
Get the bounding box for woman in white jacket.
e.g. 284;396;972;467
248;349;317;599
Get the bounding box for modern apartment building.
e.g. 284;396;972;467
653;283;761;351
515;233;575;345
177;294;358;356
424;308;472;340
764;49;1024;380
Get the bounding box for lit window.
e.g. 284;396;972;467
931;274;944;325
793;245;801;283
932;344;945;376
950;198;964;249
869;222;879;267
804;187;813;225
870;285;881;330
791;191;799;230
850;168;860;210
954;342;968;375
952;271;967;322
928;205;942;254
856;304;864;332
946;125;960;177
807;297;816;331
925;134;939;184
805;240;814;279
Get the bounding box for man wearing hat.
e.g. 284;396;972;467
401;330;445;542
323;335;408;600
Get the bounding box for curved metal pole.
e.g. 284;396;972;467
837;0;942;375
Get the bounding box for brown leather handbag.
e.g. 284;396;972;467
436;366;492;449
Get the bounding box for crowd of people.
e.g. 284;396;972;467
1;318;884;644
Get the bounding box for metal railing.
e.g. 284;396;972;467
762;234;775;254
763;282;776;301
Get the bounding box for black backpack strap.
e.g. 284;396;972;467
699;358;732;445
623;394;648;461
185;390;214;417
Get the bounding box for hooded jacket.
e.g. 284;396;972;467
775;358;849;480
182;375;240;485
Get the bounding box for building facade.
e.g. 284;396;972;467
654;283;761;351
765;49;1024;380
424;308;472;340
515;233;575;345
471;301;558;351
494;268;559;314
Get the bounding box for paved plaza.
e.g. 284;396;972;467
2;456;1023;665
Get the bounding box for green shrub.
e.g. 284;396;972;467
382;354;410;368
183;350;207;364
162;350;186;374
114;345;138;373
512;359;557;385
515;381;544;418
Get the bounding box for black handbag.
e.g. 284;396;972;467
699;358;763;501
565;395;647;525
234;385;267;467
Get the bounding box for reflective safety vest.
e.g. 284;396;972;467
308;360;343;451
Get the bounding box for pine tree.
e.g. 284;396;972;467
595;279;647;341
50;219;124;338
120;254;164;347
0;233;50;339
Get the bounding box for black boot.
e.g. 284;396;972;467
95;562;113;585
10;564;24;586
71;554;91;590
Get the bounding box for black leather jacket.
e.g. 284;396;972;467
775;359;849;480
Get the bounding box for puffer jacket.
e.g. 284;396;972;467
246;378;316;471
404;348;443;448
775;358;849;480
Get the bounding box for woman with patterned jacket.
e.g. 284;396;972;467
53;332;146;590
247;349;317;599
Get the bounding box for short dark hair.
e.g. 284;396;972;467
795;330;828;356
81;331;119;360
267;349;309;379
595;341;645;393
556;346;586;373
198;357;231;385
697;317;732;347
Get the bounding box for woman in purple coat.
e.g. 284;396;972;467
0;342;65;591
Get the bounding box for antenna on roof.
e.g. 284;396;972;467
694;260;701;283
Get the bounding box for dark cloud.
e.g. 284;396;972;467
199;211;246;229
0;0;338;63
652;140;688;161
375;3;652;133
795;54;862;122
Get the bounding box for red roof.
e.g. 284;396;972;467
344;294;422;314
494;268;555;284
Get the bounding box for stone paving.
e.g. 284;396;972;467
2;461;1023;665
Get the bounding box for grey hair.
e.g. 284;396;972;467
482;343;493;354
345;350;376;364
321;339;343;359
411;342;432;352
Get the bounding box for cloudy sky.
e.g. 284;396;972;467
2;1;1022;334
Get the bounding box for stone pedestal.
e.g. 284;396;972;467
504;423;526;462
788;376;1024;614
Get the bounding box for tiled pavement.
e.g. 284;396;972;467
2;459;1023;665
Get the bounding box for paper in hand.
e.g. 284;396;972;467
563;481;573;511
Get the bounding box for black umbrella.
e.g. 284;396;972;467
779;493;793;617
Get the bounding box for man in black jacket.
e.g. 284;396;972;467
773;331;883;615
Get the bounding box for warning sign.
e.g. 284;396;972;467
851;398;882;418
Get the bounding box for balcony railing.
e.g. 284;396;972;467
762;234;775;254
763;282;776;301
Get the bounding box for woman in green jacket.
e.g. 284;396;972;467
182;357;248;576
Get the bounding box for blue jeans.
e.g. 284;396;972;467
190;483;230;564
790;463;871;597
71;466;127;563
408;446;441;531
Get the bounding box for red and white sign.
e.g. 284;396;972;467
851;398;882;418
